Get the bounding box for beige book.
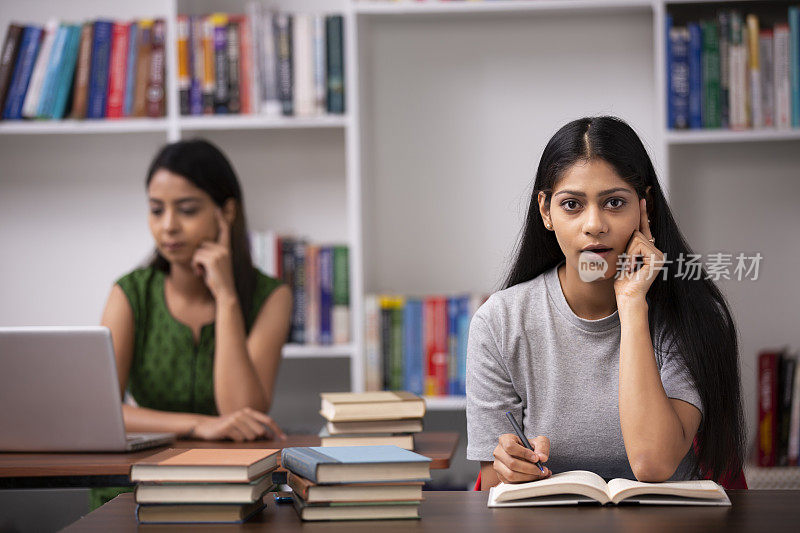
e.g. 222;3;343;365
321;433;414;450
137;500;264;524
320;391;426;422
488;470;730;507
130;448;279;483
327;418;423;435
134;474;274;504
292;493;420;521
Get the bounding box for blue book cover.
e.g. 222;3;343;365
36;24;68;118
86;20;113;119
318;246;333;345
281;446;431;484
123;22;138;117
688;22;703;129
51;25;81;119
403;298;424;395
790;7;800;128
446;297;459;395
3;25;43;119
669;26;689;129
455;296;470;396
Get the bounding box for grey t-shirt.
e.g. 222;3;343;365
466;261;703;480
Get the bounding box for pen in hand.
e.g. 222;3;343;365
505;411;545;474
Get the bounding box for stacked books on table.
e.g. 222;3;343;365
129;448;279;525
318;391;426;450
282;445;431;521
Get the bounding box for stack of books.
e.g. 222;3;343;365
318;391;425;450
129;448;279;525
282;445;431;521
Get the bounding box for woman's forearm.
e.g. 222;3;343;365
122;404;207;437
213;294;268;414
617;298;686;481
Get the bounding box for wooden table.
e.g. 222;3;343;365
61;490;800;532
0;432;458;488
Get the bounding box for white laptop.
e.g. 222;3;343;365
0;326;175;452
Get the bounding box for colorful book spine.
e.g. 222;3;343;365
305;244;320;345
122;22;138;117
687;22;703;129
0;23;25;116
313;14;326;114
455;296;471;396
259;8;280;115
391;298;404;391
70;22;93;119
718;10;730;129
293;14;315;117
380;297;393;390
326;15;344;114
759;29;774;129
145;19;165;117
364;294;382;392
212;14;229;114
3;25;43;120
424;296;448;396
446;297;459;395
105;22;130;119
21;19;57;119
290;240;307;344
775;24;792;130
236;14;254;114
131;21;151;117
701;20;720;128
50;25;81;119
758;351;780;467
36;23;68;119
177;15;190;115
86;20;113;119
777;356;796;466
729;11;747;130
790;7;800;127
746;14;762;129
332;246;350;345
189;16;204;115
318;246;333;345
226;19;241;114
403;298;424;396
668;26;689;129
275;13;293;116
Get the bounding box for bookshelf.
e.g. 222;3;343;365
1;0;797;417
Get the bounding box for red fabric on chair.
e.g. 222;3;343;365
473;471;482;491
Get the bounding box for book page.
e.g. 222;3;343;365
607;478;726;504
490;470;611;505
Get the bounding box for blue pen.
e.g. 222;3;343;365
505;411;545;473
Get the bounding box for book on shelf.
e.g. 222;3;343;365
281;445;431;485
758;348;800;467
320;391;426;422
0;16;166;122
666;5;800;132
134;473;274;504
175;4;344;118
136;500;265;524
366;292;487;396
249;231;350;346
287;471;423;503
488;470;730;507
130;448;279;483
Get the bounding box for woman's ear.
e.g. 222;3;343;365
222;198;237;225
644;186;653;218
537;191;552;230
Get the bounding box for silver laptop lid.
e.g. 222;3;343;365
0;326;129;451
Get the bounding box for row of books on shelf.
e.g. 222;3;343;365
666;8;800;132
249;231;349;346
0;19;165;121
757;348;800;467
178;5;344;117
364;293;488;397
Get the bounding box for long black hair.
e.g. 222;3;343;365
504;116;744;482
145;138;256;324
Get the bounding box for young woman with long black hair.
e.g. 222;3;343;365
466;116;745;490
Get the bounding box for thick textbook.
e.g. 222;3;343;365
134;474;274;504
292;493;419;521
130;448;279;483
287;471;423;503
136;500;265;524
488;471;730;507
281;445;431;484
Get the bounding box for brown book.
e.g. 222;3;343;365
69;22;93;119
137;500;264;524
0;23;24;117
132;20;152;117
145;18;165;117
130;448;279;483
320;391;426;422
287;471;423;503
292;493;420;521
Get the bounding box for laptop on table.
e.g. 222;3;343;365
0;326;175;452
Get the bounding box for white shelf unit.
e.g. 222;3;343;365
1;0;797;414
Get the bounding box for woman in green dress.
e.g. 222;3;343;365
94;139;291;508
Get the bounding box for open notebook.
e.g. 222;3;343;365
488;470;731;507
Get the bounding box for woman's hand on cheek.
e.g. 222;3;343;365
191;208;237;302
613;198;664;303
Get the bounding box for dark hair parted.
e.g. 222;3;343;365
146;138;256;324
504;116;744;482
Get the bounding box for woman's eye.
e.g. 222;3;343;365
606;198;626;209
562;200;580;211
180;209;198;215
150;209;162;216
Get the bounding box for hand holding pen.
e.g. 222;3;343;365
491;412;552;484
